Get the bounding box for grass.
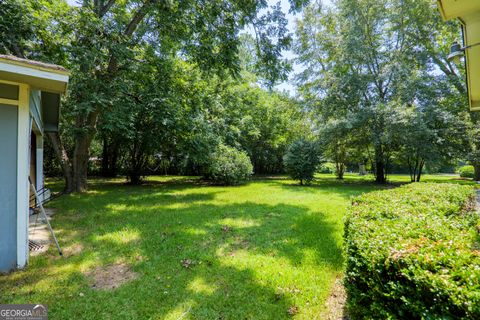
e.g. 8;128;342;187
0;174;475;319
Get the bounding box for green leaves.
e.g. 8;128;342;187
345;183;479;319
295;0;469;182
283;138;320;185
205;144;253;185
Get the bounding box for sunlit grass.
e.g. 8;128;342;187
0;174;473;319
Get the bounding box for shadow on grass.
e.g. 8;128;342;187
266;179;389;201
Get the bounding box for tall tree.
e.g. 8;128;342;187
39;0;309;192
295;0;467;183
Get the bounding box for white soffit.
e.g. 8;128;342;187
0;56;69;94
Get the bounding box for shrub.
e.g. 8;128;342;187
206;144;253;185
344;183;479;319
283;139;320;185
459;165;475;178
318;162;336;174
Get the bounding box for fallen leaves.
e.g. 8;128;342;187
181;259;193;268
287;305;299;316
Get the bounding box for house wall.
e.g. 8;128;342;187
0;81;30;272
0;103;18;272
0;59;68;273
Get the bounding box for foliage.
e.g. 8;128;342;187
6;0;310;192
215;77;307;174
345;183;479;319
3;0;309;188
465;116;480;181
283;139;320;185
205;144;253;185
458;165;475;178
0;0;70;63
0;0;35;56
295;0;467;184
93;61;306;180
317;162;336;174
318;118;359;179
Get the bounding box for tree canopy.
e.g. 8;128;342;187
294;0;469;183
1;0;476;188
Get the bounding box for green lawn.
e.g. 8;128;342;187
0;174;474;319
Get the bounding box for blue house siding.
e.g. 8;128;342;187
0;103;18;272
0;56;69;272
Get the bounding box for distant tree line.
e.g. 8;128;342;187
2;0;479;188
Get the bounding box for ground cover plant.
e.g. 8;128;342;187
345;183;480;319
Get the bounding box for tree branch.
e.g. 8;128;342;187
106;0;153;74
125;0;153;37
99;0;116;17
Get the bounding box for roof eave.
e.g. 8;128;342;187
0;59;69;94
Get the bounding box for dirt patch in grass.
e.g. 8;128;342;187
322;277;349;320
86;262;137;290
63;243;84;257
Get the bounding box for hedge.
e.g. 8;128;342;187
344;183;480;319
459;165;475;179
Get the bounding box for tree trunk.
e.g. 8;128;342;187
374;146;386;184
101;137;109;176
69;109;99;192
474;163;480;181
358;163;367;176
416;160;424;182
101;136;119;177
336;162;345;180
413;157;419;182
127;139;146;184
47;129;94;193
375;160;386;184
129;170;142;184
407;158;415;182
46;132;74;193
72;133;91;192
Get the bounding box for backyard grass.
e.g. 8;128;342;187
0;174;475;319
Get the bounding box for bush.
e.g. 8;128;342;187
459;165;475;178
206;144;253;185
318;162;336;174
344;183;479;319
283;139;320;185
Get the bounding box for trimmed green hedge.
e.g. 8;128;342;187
344;183;480;319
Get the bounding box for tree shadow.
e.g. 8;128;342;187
266;178;387;201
